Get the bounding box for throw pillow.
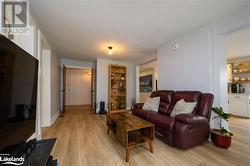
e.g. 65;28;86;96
142;97;160;112
170;99;197;117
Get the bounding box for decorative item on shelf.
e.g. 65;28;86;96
121;74;125;80
119;102;126;110
247;77;250;81
240;78;246;81
244;68;249;72
210;107;233;149
111;103;114;110
239;68;244;73
113;90;118;95
232;63;239;73
114;67;119;73
234;77;240;81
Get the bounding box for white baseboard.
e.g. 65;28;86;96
50;111;59;126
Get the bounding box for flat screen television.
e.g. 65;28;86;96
0;35;38;152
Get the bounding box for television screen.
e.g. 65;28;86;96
0;35;38;152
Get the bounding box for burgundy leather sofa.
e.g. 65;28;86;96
132;90;214;149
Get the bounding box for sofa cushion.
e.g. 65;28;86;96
168;91;201;114
142;97;160;112
170;99;197;117
150;90;174;115
148;112;175;132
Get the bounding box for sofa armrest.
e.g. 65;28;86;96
175;114;208;126
133;103;144;109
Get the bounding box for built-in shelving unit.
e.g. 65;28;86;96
228;61;250;84
108;65;127;113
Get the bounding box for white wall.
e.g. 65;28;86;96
158;27;212;92
157;10;250;130
96;58;136;112
0;0;2;28
158;27;216;128
41;49;60;127
50;53;60;124
41;49;51;127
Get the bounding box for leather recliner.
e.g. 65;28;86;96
132;90;214;149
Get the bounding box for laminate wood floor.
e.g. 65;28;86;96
42;106;250;166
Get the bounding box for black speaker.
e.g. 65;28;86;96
99;101;107;114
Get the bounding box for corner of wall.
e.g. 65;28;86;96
50;111;59;126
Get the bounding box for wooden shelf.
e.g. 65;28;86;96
111;87;126;89
128;135;150;147
111;94;126;97
111;79;126;81
233;71;250;74
233;80;250;84
109;64;127;113
111;72;126;74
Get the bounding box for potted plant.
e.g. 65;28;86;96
210;107;233;149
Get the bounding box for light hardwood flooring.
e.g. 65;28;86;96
42;106;250;166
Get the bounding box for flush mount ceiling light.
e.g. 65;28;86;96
108;46;113;55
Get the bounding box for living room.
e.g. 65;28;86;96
0;0;250;166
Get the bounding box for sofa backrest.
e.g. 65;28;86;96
194;93;214;120
168;91;201;114
150;90;174;115
150;90;214;120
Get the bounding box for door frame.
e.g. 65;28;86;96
61;65;66;115
61;66;93;111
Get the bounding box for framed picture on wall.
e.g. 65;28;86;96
139;75;153;92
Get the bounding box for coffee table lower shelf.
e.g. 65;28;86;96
106;112;154;162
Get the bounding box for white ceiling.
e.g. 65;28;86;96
226;26;250;59
31;0;250;62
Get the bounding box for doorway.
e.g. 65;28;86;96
221;26;250;149
136;60;158;103
63;67;93;112
225;26;250;118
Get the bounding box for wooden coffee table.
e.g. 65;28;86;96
106;112;154;162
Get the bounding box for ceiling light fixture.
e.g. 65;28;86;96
108;46;113;55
